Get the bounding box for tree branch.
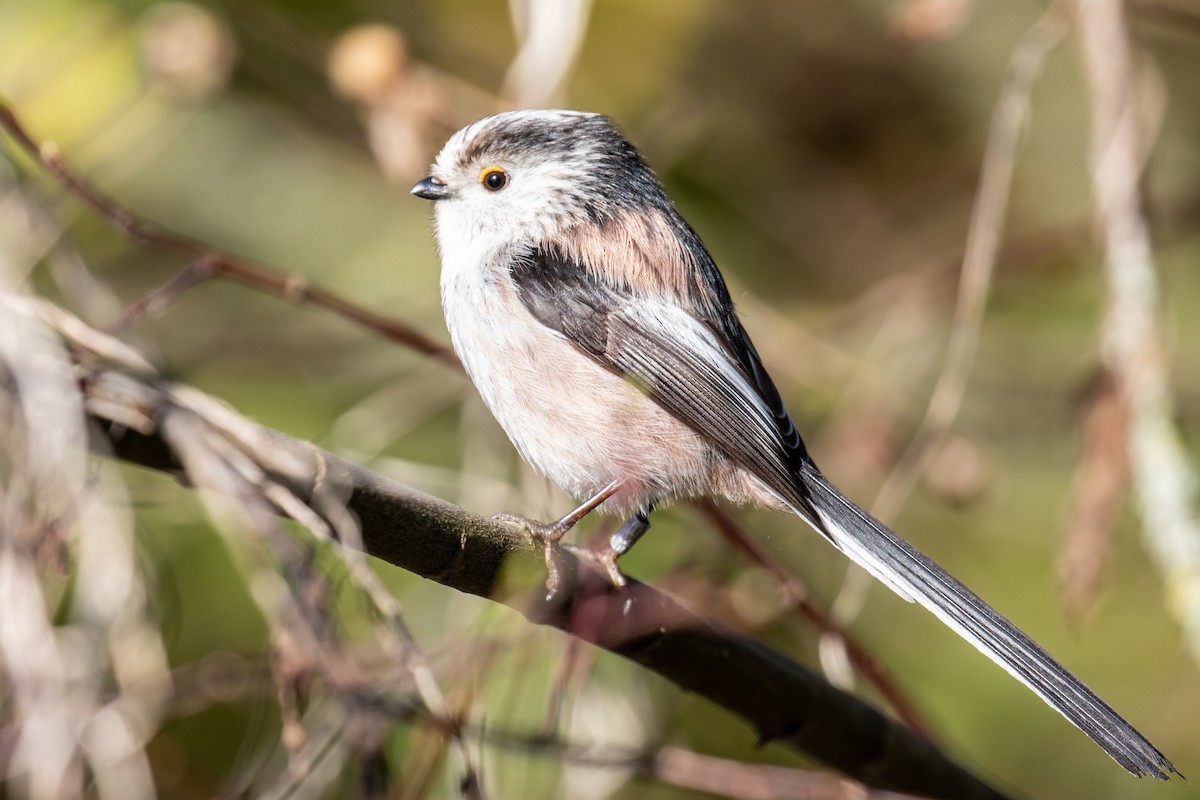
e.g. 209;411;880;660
1079;0;1200;659
61;317;1009;800
0;100;460;369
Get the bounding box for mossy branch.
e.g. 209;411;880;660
75;345;1009;800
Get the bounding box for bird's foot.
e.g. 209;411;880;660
491;481;624;596
491;512;575;595
565;542;627;588
491;512;628;594
491;512;573;544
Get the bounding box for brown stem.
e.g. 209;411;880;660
0;99;460;368
694;499;937;741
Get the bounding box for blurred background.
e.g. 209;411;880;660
1;0;1199;797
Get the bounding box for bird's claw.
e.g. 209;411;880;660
566;543;627;588
491;512;627;594
492;511;573;594
491;511;571;543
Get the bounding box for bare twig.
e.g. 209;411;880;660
0;291;169;800
169;654;915;800
72;299;484;794
872;6;1069;524
829;5;1069;630
321;503;487;798
1078;0;1200;656
0;100;460;368
694;500;936;740
1058;369;1129;625
20;297;1011;800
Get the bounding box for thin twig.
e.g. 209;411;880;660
22;297;1009;799
872;6;1069;523
0;99;460;368
169;654;904;800
828;7;1070;629
1078;0;1200;658
309;486;486;797
695;500;936;741
1058;369;1129;625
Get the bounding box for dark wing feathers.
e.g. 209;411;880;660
511;246;808;512
666;216;811;469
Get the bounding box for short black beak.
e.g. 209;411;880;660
411;176;450;201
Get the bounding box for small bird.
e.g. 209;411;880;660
412;109;1175;779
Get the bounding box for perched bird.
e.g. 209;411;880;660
412;109;1175;779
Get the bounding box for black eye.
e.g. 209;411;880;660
481;167;508;191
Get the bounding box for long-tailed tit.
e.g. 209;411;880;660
412;109;1174;779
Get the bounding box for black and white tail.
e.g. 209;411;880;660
794;462;1176;780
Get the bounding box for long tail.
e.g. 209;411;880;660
794;462;1176;780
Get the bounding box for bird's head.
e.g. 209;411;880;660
412;109;664;247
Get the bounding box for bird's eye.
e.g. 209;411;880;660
480;167;508;192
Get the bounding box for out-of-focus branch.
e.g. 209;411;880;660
872;6;1068;524
1078;0;1200;656
502;0;593;107
170;653;914;800
830;4;1068;638
25;298;1009;800
0;292;168;800
0;100;459;368
695;500;935;740
1132;0;1200;42
1058;370;1129;624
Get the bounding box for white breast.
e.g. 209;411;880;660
436;231;720;515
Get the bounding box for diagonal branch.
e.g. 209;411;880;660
695;500;936;740
0;100;459;368
43;305;1012;800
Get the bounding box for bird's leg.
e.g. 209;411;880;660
493;479;621;542
609;505;653;555
566;506;653;588
493;480;621;593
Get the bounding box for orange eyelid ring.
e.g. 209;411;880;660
479;166;508;191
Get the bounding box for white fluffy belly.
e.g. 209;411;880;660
442;272;715;513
